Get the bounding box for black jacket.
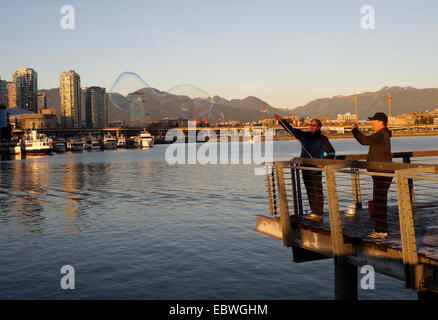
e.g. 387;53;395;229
279;119;335;159
352;127;392;163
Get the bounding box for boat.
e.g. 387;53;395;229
117;135;127;148
91;139;101;150
20;130;53;155
103;134;117;149
83;137;92;150
138;130;154;148
55;139;66;153
67;138;84;152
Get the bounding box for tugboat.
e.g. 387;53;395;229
20;130;53;155
138;129;154;148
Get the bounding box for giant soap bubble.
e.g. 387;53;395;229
109;72;217;122
160;84;214;121
109;72;163;116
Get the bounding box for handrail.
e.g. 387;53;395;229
265;154;438;290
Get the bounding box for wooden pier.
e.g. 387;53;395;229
256;151;438;300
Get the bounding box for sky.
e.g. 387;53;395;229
1;0;438;109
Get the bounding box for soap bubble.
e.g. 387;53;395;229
108;72;162;115
160;84;214;120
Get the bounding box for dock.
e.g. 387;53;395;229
256;150;438;300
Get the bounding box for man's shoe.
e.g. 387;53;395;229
305;213;323;222
368;231;388;239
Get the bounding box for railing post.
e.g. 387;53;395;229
402;156;415;204
325;164;351;256
395;167;428;289
291;165;299;216
351;168;362;210
266;163;275;217
275;162;293;246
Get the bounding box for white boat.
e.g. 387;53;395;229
20;130;53;155
117;135;127;148
67;138;84;152
91;139;101;150
138;130;154;148
55;139;66;153
103;135;117;149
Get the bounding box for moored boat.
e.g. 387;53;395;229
20;130;53;155
103;134;117;149
138;130;154;148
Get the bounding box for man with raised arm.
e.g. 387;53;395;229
351;112;392;239
275;115;335;222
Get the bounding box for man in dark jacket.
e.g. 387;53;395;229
275;115;335;222
352;112;392;239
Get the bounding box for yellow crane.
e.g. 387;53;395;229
345;93;378;121
382;93;392;119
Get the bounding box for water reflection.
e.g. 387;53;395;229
0;161;47;236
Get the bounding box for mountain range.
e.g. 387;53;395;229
39;85;438;124
289;86;438;120
40;87;282;123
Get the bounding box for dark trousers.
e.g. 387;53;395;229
372;176;393;233
302;170;323;216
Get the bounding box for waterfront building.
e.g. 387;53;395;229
336;112;356;123
84;86;108;128
6;82;16;107
13;68;38;112
0;78;7;106
59;70;81;128
37;92;47;113
9;108;58;130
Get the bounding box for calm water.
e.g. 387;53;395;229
1;136;437;300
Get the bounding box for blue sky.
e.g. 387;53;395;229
1;0;437;109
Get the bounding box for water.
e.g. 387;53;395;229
1;136;436;300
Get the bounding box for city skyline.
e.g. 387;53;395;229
1;1;438;109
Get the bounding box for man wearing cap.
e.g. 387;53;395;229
351;112;392;239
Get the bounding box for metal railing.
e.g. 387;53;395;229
265;151;438;290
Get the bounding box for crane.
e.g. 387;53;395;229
261;105;268;120
382;93;392;120
345;93;378;121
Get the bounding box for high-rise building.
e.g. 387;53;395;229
37;92;47;113
59;70;81;128
13;68;38;112
6;82;16;107
128;92;148;127
0;78;7;106
84;86;107;128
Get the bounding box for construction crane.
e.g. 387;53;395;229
261;105;268;120
382;93;392;119
345;93;378;121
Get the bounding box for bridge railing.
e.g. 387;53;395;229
265;153;438;290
